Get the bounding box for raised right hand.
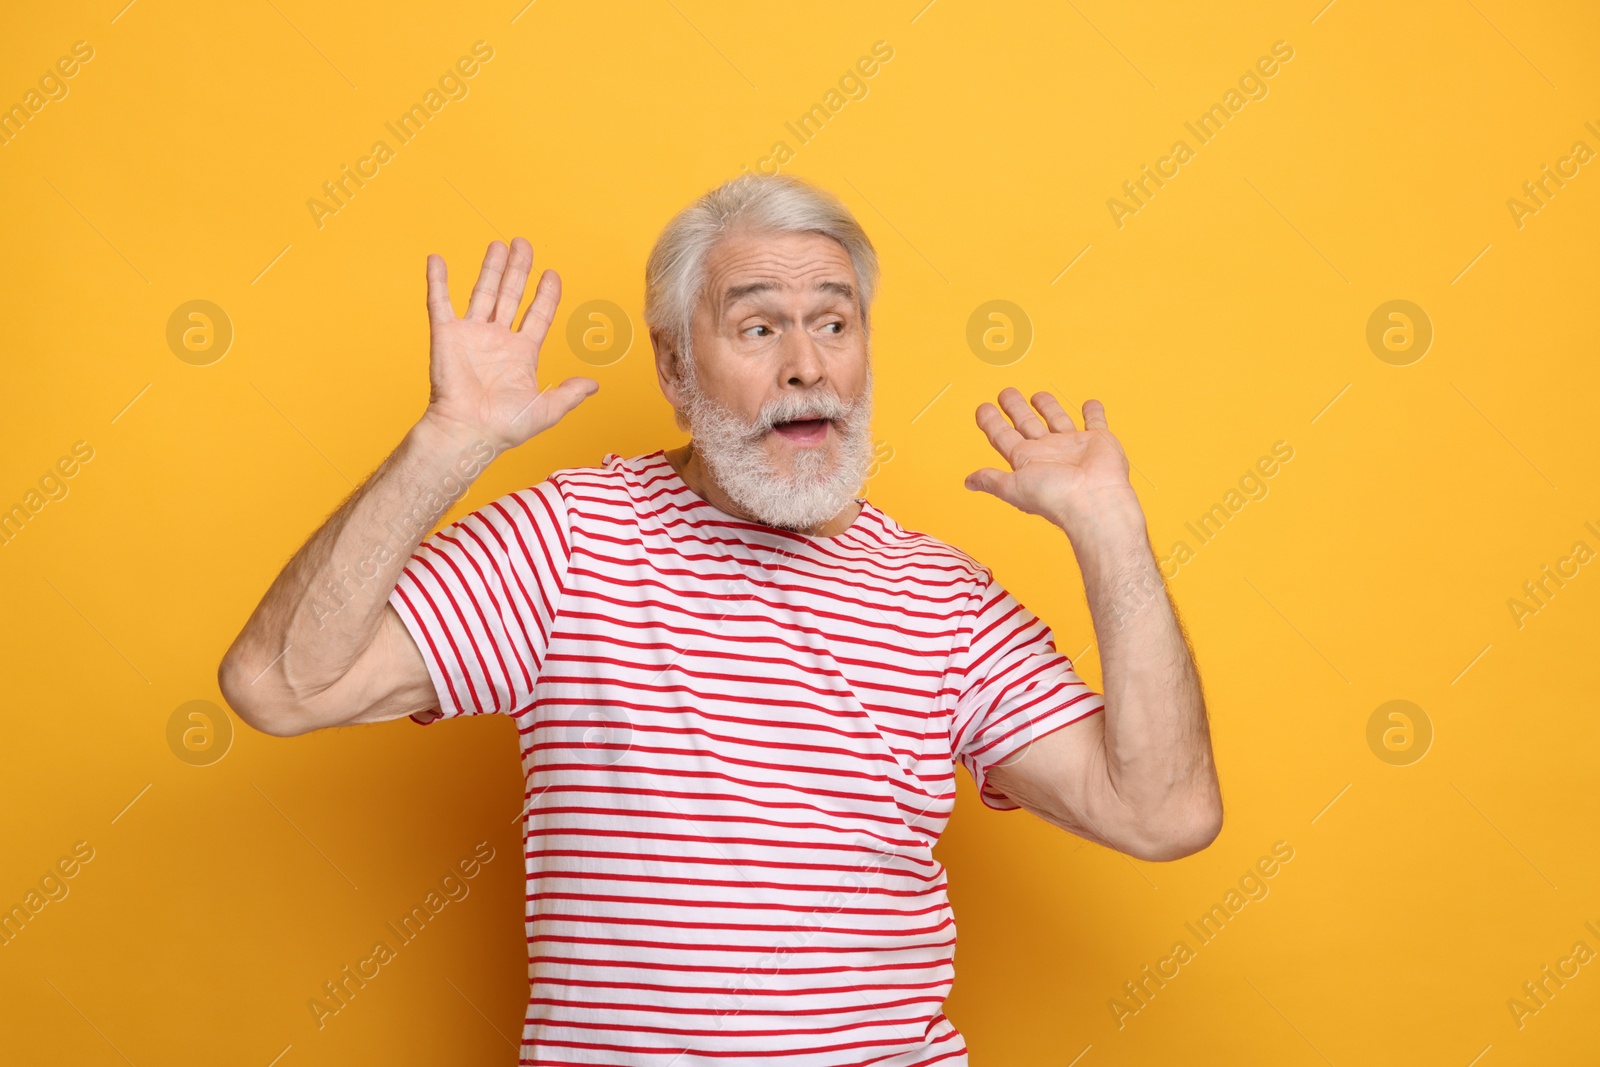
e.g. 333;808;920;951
421;237;598;451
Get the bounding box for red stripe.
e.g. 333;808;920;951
389;583;471;716
435;527;530;694
524;869;946;899
407;550;496;713
523;848;946;884
511;761;956;823
380;450;1104;1064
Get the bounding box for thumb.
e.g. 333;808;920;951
964;467;1015;502
541;376;600;423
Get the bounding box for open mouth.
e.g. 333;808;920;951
769;417;832;444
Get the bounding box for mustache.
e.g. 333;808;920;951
748;390;859;436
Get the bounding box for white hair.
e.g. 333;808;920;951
643;173;880;381
676;350;875;531
644;174;880;529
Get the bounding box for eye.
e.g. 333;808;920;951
744;324;773;338
822;321;844;334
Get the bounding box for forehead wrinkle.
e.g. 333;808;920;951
723;277;855;311
716;275;854;327
701;235;857;324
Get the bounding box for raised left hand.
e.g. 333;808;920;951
965;388;1134;526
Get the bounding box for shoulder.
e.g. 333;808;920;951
538;450;678;519
850;503;993;587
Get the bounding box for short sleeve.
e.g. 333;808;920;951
948;570;1105;810
387;479;570;723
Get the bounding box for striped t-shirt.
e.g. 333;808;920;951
388;449;1104;1065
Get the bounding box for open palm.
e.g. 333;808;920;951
966;388;1134;525
424;238;597;451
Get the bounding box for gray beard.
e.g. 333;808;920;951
676;361;875;532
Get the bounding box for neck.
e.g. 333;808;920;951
665;442;861;538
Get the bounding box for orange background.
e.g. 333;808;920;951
3;1;1598;1063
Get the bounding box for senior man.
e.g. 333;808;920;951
219;173;1221;1064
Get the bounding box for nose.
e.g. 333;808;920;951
779;329;826;389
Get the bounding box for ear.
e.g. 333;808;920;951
652;328;683;410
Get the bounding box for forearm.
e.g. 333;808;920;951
219;417;491;724
1058;488;1218;843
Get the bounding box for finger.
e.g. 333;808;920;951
531;376;599;429
517;268;563;339
964;466;1018;505
491;237;534;325
1031;391;1077;434
507;372;598;431
975;402;1026;467
997;387;1049;439
466;241;509;321
1082;398;1109;431
425;254;454;324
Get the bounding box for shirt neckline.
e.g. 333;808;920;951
642;448;875;546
